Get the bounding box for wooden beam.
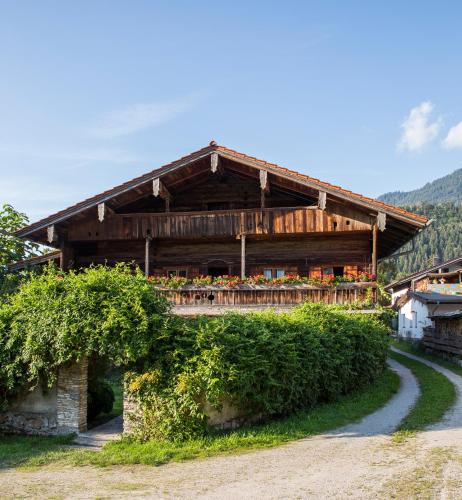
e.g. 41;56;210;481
211;152;219;173
259;170;270;208
97;203;115;222
318;191;327;211
145;236;152;277
259;170;268;191
372;223;378;276
153;178;172;212
241;234;246;279
153;178;161;197
47;225;57;244
377;212;387;231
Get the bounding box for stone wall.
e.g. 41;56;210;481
0;358;88;436
0;383;57;435
56;358;88;434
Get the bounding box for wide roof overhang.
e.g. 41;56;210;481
15;142;428;258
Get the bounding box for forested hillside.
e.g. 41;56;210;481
379;203;462;283
379;168;462;205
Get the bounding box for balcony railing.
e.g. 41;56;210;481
158;282;377;307
68;205;371;241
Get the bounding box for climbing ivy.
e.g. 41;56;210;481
0;264;170;409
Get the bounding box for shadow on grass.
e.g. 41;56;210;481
0;433;75;469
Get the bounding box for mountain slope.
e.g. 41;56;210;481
379;168;462;205
378;203;462;283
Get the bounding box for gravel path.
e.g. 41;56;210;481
73;416;123;448
0;359;424;499
391;346;462;447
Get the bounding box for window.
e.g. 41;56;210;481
167;268;188;278
263;269;272;279
412;311;417;329
333;266;344;277
263;268;286;279
400;314;406;329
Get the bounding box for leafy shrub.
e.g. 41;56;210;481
87;379;115;421
126;303;390;441
0;263;170;409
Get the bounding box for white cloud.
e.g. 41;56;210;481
89;95;200;139
442;122;462;149
398;101;441;152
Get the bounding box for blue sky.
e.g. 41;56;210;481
1;1;462;222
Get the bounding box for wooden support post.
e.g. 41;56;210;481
240;234;246;279
59;241;74;271
259;170;269;209
153;178;171;212
318;191;327;211
145;236;152;277
372;223;378;277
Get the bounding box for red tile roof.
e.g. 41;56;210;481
16;142;428;238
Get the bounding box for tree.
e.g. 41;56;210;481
0;203;40;295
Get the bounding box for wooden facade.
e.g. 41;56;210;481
423;313;462;358
14;142;428;306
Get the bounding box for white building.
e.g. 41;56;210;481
386;256;462;339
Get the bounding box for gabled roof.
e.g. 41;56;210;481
385;255;462;293
410;291;462;304
393;289;462;310
15;141;428;240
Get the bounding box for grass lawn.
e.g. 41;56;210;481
0;367;399;469
392;338;462;377
389;350;456;437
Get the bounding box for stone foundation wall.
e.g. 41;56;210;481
0;358;88;436
122;389;255;435
0;411;57;435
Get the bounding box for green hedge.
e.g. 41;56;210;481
126;303;390;441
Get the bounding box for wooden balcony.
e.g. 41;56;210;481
68;206;371;241
158;282;377;308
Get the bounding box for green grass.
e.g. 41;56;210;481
0;368;399;469
0;434;75;469
392;338;462;377
389;350;456;436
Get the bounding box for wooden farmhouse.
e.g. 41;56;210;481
13;141;428;309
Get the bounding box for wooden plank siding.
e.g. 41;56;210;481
160;284;377;306
74;234;373;278
68;206;372;241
